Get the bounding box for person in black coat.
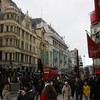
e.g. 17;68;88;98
91;76;100;100
17;82;35;100
74;78;84;100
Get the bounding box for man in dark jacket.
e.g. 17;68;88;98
91;76;100;100
74;78;84;100
17;82;35;100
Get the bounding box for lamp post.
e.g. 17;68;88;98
83;55;85;67
74;48;80;78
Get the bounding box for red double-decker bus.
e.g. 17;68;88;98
43;67;59;80
95;67;100;74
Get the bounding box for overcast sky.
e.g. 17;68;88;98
12;0;94;66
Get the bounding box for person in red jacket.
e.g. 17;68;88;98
40;85;58;100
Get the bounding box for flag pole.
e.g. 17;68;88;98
85;30;91;35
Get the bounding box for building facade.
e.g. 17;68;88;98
0;0;48;73
90;0;100;66
32;18;69;70
90;24;100;66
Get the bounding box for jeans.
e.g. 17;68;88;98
76;92;83;100
85;96;88;100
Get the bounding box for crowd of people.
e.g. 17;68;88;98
0;72;100;100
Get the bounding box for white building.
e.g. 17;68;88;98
31;18;69;70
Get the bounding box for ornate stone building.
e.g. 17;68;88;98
0;0;49;72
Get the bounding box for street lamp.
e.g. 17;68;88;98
83;55;85;67
74;48;80;78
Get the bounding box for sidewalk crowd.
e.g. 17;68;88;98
0;72;100;100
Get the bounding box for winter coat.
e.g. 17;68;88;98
2;90;12;100
74;80;84;94
83;85;90;96
92;78;100;100
62;85;71;100
17;90;35;100
40;93;57;100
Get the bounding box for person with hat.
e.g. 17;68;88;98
17;82;35;100
62;82;71;100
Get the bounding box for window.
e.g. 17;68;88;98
5;53;7;60
0;24;4;33
18;53;19;61
0;38;2;46
6;26;9;32
26;33;28;40
33;46;35;53
14;39;17;47
10;39;12;46
17;27;20;35
30;45;32;52
29;56;31;63
21;53;24;62
22;30;24;38
21;41;24;49
6;39;8;46
26;55;28;63
33;37;35;43
9;53;12;60
26;43;28;51
26;23;29;29
33;57;35;64
6;14;9;19
53;40;54;46
0;51;2;60
11;14;13;19
18;40;20;47
10;26;13;32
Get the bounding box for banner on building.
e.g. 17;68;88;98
87;33;100;58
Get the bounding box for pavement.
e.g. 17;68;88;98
0;94;85;100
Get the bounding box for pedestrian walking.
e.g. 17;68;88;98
17;82;35;100
83;81;90;100
2;84;12;100
62;82;71;100
40;84;58;100
74;78;84;100
35;79;44;100
91;76;100;100
69;77;75;98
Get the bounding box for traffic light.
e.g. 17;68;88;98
37;59;43;72
74;66;77;72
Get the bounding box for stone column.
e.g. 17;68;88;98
12;52;14;61
13;53;15;61
2;51;5;60
19;53;21;62
28;56;29;63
